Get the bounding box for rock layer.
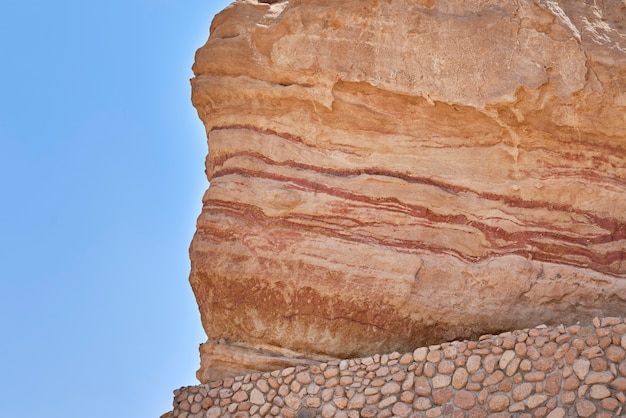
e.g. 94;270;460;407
189;0;626;381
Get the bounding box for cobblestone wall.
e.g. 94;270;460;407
167;317;626;417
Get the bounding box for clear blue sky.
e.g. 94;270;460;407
0;1;231;416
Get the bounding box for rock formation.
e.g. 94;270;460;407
189;0;626;382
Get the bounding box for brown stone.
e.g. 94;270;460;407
524;372;546;382
560;391;576;405
575;400;597;417
432;387;453;405
546;407;565;418
381;382;401;395
498;377;513;393
515;343;528;357
424;363;437;378
535;358;555;372
512;382;533;402
468;408;488;418
563;376;580;391
573;358;590;380
505;357;521;377
483;370;505;387
427;350;442;363
545;374;562;394
564;348;578;365
232;390;248;403
527;346;541;361
452;368;469;389
585;371;613;384
413;397;433;411
488;394;510;412
438;360;455;375
520;359;533;372
527;394;548;409
590;357;608;372
378;395;397;409
499;350;516;370
483;355;498;374
454;390;477;410
610;377;626;391
582;346;604;359
600;397;619;411
190;0;626;379
467;355;481;374
391;402;412;417
414;376;432;396
606;345;625;363
589;384;611;400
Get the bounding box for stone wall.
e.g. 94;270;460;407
167;317;626;417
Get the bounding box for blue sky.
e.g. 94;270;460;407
0;1;232;416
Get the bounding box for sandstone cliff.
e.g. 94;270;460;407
189;0;626;383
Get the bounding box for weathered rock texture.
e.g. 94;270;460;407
189;0;626;381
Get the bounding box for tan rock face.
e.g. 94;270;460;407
189;0;626;382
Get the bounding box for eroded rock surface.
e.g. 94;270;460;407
189;0;626;382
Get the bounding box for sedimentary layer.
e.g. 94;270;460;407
189;0;626;380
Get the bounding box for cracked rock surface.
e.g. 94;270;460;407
189;0;626;381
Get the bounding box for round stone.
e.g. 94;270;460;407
438;359;455;374
487;394;510;412
432;387;453;405
524;371;546;382
296;372;312;385
606;345;625;363
520;359;533;372
232;390;248;403
321;403;336;418
250;388;265;405
499;350;516;370
575;400;596;417
414;347;428;362
563;376;580;391
610;377;626;391
452;368;469;389
399;353;414;365
527;394;548;409
505;357;521;376
205;406;222;418
190;403;201;414
427;350;442;363
600;397;619;411
381;382;401;395
589;384;611;399
391;402;412;417
512;382;533;401
413;397;433;411
483;354;497;373
467;355;482;374
453;390;476;410
414;376;432;396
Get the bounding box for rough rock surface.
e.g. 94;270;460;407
189;0;626;381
